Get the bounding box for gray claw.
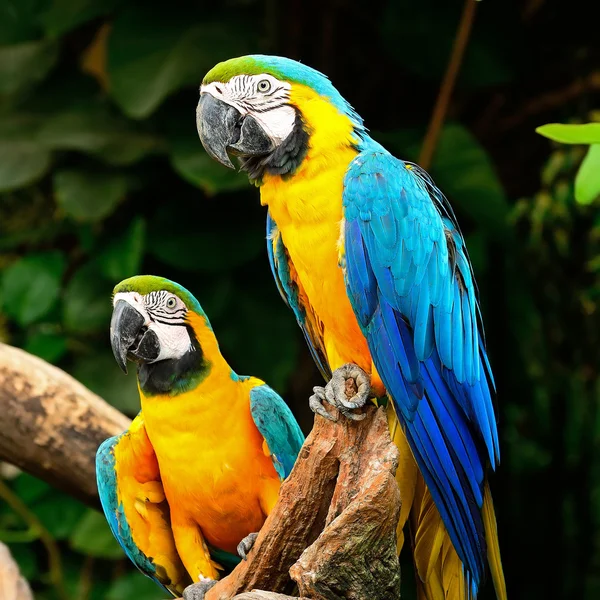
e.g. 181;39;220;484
324;363;371;420
309;386;337;421
183;577;217;600
237;531;258;561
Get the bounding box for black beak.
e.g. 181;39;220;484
110;300;160;374
196;93;274;169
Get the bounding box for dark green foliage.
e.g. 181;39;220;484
0;0;598;598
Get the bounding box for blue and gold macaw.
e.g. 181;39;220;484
96;275;304;598
196;55;507;600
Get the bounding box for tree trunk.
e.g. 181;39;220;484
0;343;402;599
0;543;34;600
0;343;130;507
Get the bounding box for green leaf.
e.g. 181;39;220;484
536;123;600;145
106;572;164;600
0;0;48;44
0;252;65;326
0;39;58;96
5;544;37;580
38;104;163;164
30;493;86;539
24;329;67;363
575;144;600;205
432;124;509;236
98;217;146;281
39;0;122;38
0;142;50;191
63;263;112;333
54;169;129;222
70;351;140;414
170;131;248;195
70;352;140;415
12;473;51;504
70;509;123;559
107;7;252;118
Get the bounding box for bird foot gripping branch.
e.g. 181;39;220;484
309;363;371;422
203;405;402;600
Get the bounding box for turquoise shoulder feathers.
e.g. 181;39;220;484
249;383;304;480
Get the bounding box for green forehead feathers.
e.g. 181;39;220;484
114;275;204;316
202;55;362;127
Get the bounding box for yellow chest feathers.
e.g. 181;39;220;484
258;85;370;371
260;83;358;227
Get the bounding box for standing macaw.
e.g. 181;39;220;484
195;56;507;600
96;275;304;599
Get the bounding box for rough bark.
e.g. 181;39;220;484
0;343;130;507
207;406;401;600
0;543;34;600
233;594;298;600
0;343;402;598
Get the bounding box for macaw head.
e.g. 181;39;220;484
110;275;213;394
196;55;364;181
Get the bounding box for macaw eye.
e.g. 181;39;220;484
257;79;271;93
166;297;177;309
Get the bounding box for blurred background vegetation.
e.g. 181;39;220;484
0;0;598;598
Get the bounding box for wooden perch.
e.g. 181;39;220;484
207;405;401;600
0;343;130;507
0;343;402;598
0;542;34;600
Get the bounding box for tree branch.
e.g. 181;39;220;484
0;344;402;598
419;0;478;170
0;542;34;600
0;343;130;507
208;406;401;600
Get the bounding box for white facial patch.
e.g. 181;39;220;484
113;291;193;363
151;321;193;362
201;74;297;143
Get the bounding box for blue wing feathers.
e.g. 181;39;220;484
96;436;175;597
249;384;304;480
343;148;499;590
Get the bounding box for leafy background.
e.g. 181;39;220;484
0;0;599;598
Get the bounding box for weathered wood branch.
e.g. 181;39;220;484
207;405;401;600
0;343;402;598
233;594;298;600
0;542;34;600
0;343;130;507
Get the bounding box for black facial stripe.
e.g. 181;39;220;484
152;316;186;325
239;111;309;182
252;101;287;114
144;291;186;323
137;325;209;396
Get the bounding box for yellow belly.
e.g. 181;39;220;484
141;379;280;554
261;146;378;388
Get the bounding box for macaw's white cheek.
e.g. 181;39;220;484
149;323;192;361
253;105;297;143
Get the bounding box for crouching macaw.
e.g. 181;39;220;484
196;56;507;600
96;275;304;599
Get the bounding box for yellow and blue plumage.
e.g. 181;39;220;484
96;275;304;598
196;55;507;600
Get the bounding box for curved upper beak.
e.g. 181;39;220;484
196;93;275;168
110;300;160;374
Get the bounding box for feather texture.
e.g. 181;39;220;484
96;415;190;597
250;384;305;480
342;145;500;592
